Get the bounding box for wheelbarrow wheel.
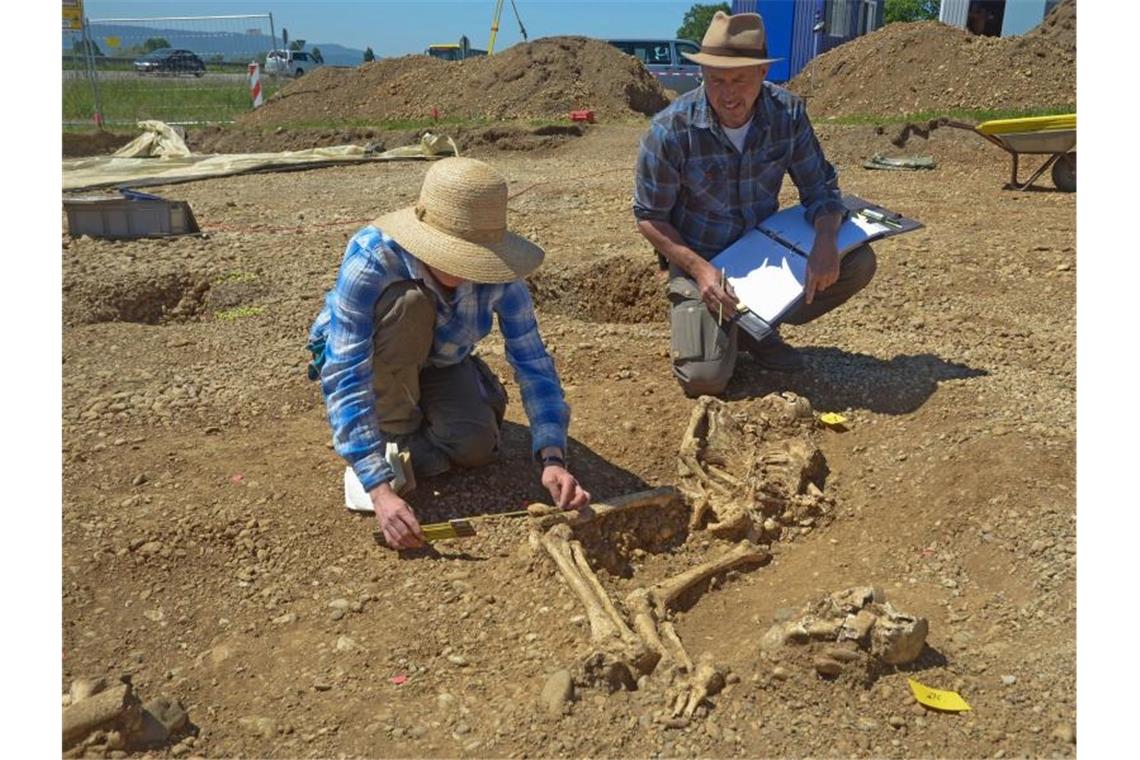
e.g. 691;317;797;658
1052;151;1076;192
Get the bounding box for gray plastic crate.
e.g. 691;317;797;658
64;193;200;239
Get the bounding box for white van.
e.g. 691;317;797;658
265;49;324;78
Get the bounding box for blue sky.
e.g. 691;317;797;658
80;1;703;56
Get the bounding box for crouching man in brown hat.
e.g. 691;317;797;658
308;157;590;549
634;11;877;396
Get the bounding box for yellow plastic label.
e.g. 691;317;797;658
908;678;971;712
104;36;121;48
819;412;848;428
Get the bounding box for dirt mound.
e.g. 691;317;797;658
788;20;1075;117
529;254;664;324
1029;0;1076;54
240;37;670;127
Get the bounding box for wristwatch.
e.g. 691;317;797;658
539;454;566;469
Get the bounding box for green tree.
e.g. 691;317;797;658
310;46;324;64
71;38;103;57
884;0;940;24
363;46;376;62
288;39;306;51
142;37;170;53
677;3;731;43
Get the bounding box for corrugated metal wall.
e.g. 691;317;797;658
940;0;971;27
788;0;821;80
731;0;883;83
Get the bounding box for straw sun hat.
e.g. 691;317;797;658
681;11;782;68
374;157;544;284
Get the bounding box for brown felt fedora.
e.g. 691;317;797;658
374;157;544;284
681;11;782;68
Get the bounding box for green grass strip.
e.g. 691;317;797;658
818;105;1075;126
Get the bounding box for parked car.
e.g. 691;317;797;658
134;48;206;77
606;39;703;94
265;49;323;78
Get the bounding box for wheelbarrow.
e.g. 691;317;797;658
944;113;1076;192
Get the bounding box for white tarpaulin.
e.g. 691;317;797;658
64;127;459;192
112;120;192;158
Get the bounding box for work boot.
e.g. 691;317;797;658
744;331;805;373
389;431;452;479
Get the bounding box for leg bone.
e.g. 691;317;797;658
649;540;769;612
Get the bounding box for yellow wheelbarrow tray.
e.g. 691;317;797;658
945;113;1076;191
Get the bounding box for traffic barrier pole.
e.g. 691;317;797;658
248;62;263;108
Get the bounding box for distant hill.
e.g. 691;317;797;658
63;22;366;67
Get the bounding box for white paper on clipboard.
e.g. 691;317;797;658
711;228;807;324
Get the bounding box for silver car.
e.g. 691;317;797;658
607;39;703;94
265;49;323;78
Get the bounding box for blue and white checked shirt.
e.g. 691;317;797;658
633;82;846;260
309;226;570;492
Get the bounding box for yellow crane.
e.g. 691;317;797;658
488;0;528;55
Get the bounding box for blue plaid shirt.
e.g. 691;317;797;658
309;226;570;492
633;82;845;260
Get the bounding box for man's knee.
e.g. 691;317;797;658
674;358;732;398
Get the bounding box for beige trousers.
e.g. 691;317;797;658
372;280;508;475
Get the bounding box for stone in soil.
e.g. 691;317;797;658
541;670;575;716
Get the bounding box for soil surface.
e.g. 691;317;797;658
788;18;1075;117
62;116;1076;757
1028;0;1076;54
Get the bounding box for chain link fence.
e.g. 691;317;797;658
63;14;284;128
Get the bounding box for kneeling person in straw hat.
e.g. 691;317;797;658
634;11;877;395
308;157;590;549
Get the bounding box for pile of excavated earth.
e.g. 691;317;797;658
239;36;670;127
1027;0;1076;54
787;2;1076;117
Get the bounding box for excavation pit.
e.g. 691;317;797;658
65;271;211;326
528;254;663;324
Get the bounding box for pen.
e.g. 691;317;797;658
859;209;903;230
718;268;725;326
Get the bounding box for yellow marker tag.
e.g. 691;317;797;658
819;412;848;428
908;678;972;712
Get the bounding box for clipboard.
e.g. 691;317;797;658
711;195;922;344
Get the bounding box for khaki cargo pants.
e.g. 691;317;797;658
669;244;877;396
371;280;508;477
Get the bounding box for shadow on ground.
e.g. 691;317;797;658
386;420;649;524
728;348;988;415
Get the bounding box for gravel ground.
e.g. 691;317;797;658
61;122;1075;758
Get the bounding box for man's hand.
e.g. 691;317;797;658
370;483;425;550
541;463;591;511
805;237;840;305
694;259;737;320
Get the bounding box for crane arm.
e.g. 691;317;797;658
488;0;505;55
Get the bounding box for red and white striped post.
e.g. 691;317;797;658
248;62;263;109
